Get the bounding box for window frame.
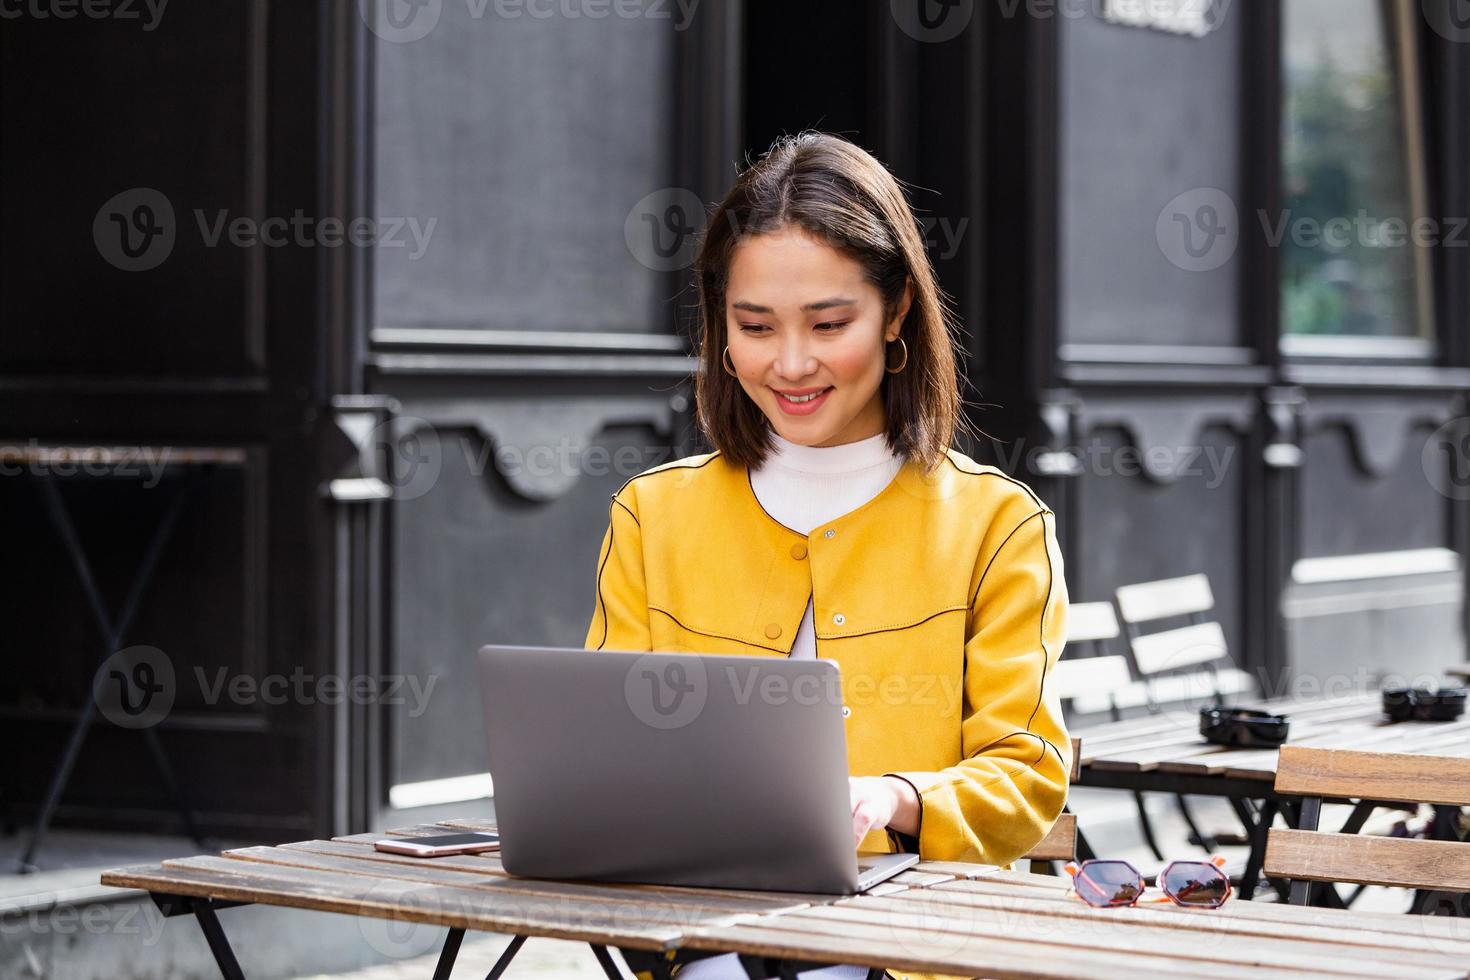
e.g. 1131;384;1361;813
1274;0;1439;361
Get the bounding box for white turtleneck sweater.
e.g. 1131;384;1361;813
678;431;905;980
749;428;907;661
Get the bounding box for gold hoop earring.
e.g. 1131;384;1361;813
722;345;738;377
885;337;908;374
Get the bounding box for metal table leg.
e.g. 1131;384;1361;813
1231;796;1271;900
193;900;246;980
487;935;528;979
20;470;209;871
431;927;464;980
589;943;627;979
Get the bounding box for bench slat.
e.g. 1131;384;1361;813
1129;621;1229;675
1066;601;1120;643
1275;745;1470;805
1021;813;1076;861
1264;829;1470;891
1115;574;1214;624
1053;655;1134;702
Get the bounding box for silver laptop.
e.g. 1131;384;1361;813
476;644;918;894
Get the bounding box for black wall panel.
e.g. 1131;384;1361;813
1072;423;1248;664
0;0;264;376
1057;7;1243;348
1299;421;1452;559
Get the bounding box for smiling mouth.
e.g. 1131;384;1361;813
774;387;833;404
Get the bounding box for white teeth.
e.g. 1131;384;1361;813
780;389;828;404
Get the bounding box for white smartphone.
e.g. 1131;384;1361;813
372;832;501;857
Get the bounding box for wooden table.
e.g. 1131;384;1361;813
101;819;1470;979
15;445;248;871
1075;690;1470;900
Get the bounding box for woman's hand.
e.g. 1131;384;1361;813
848;776;918;846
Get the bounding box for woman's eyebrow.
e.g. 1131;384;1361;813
731;296;858;314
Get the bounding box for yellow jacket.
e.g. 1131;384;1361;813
583;446;1071;870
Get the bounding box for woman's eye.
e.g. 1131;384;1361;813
738;322;848;333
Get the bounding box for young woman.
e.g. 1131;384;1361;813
585;131;1071;980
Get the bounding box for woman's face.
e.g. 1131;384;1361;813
723;225;912;448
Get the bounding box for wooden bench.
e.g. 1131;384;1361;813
1265;745;1470;907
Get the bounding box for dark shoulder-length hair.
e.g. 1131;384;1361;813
692;130;966;475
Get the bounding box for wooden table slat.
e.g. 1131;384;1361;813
910;860;1002;879
106;861;691;950
221;845;811;915
1218;726;1470;782
885;870;957;888
280;839;509;874
780;896;1469;979
269;838;847;908
437;817;499;832
165;855;748;941
382;823;477;837
929;877;1470;945
1146;706;1410;775
331;823;468;844
889;881;1470;961
1076;693;1380;755
687;919;1276;980
1087;704;1390;772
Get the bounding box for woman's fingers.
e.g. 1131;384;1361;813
852;799;880;845
848;776;901;845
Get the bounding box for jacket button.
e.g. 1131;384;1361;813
833;613;846;625
824;529;836;539
841;705;852;718
790;542;808;560
764;623;782;639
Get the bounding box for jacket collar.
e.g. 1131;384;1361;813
644;453;970;650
